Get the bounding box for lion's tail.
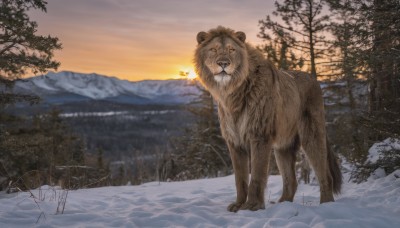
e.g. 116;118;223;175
327;136;343;195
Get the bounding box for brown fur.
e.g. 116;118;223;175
194;26;342;212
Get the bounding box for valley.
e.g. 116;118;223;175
3;71;199;167
2;71;368;184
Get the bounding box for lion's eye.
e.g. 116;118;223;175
210;48;217;52
229;48;235;53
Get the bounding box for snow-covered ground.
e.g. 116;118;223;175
367;138;400;163
1;170;399;228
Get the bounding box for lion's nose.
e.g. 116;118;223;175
217;60;230;69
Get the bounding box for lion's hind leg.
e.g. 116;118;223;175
300;109;334;203
275;134;300;203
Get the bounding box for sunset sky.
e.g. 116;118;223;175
30;0;275;81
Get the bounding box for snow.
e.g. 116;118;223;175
30;77;59;92
20;72;370;106
319;81;347;89
59;110;175;118
1;171;400;227
367;138;400;163
370;167;387;179
320;80;368;107
60;111;128;118
19;71;199;101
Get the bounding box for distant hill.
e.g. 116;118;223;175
11;71;199;105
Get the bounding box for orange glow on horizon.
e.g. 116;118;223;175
49;45;196;82
178;66;197;81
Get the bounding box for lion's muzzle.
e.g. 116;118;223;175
217;59;230;69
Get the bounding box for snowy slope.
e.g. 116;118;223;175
1;171;399;227
14;71;199;104
367;138;400;163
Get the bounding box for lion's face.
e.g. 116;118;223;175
201;36;241;85
195;27;249;90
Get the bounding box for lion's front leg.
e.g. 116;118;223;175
240;138;272;211
227;143;249;212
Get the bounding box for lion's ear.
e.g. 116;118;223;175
235;31;246;43
197;31;208;44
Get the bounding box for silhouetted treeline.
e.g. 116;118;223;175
0;109;110;191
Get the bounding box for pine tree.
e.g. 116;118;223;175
258;27;304;70
0;109;86;190
328;0;400;136
328;0;358;105
259;0;330;78
367;0;400;113
323;0;368;163
171;81;231;180
327;0;400;180
0;0;61;105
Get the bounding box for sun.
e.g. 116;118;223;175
187;69;197;80
179;67;197;80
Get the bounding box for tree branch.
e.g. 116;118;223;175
0;42;17;55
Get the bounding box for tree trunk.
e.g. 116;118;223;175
369;0;399;112
309;2;317;79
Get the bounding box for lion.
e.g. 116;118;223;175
194;26;342;212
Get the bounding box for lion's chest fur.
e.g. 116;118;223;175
216;87;272;150
218;106;250;147
215;69;303;151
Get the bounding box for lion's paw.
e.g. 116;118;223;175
240;201;265;211
227;202;243;212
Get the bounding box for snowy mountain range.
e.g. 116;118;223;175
12;71;199;105
7;71;367;107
